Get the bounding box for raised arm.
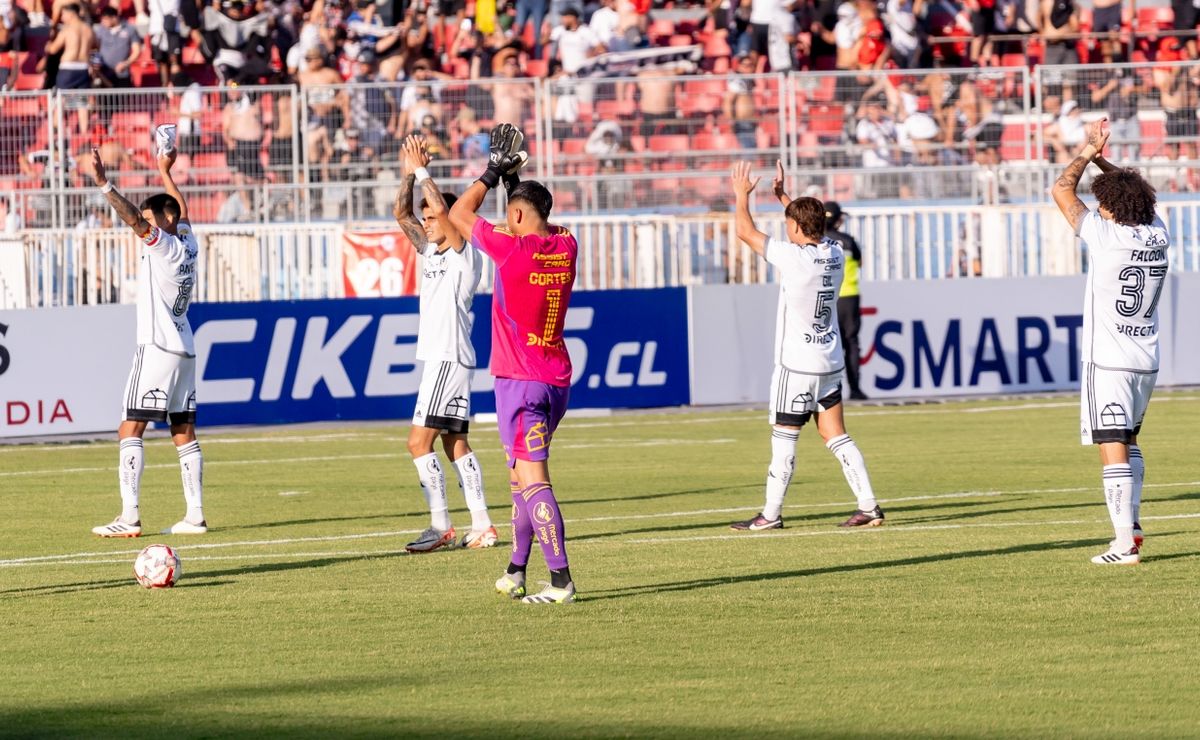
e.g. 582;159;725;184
731;161;768;257
1051;118;1109;231
90;148;152;237
448;181;488;239
448;123;527;239
770;159;791;208
157;150;189;223
394;135;433;247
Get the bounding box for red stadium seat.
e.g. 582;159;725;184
647;135;690;152
1136;7;1174;30
668;34;694;47
703;34;732;58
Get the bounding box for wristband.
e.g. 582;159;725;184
99;182;114;194
477;168;500;189
414;167;431;185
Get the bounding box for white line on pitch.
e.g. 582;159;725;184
0;529;426;566
0;550;415;568
0;490;1001;566
626;512;1200;545
5;480;1200;568
0;438;732;478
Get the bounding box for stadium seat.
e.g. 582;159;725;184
1136;7;1174;30
692;132;739;152
703;34;732;58
668;34;694;47
647;135;691;152
524;58;548;78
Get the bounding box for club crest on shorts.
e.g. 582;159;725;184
532;501;553;525
791;392;814;413
1100;403;1129;428
445;396;468;419
525;422;549;452
140;389;168;411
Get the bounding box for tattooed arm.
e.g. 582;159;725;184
392;172;428;248
1051;118;1110;231
419;176;464;252
91;148;152;238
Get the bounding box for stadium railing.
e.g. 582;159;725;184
6;63;1200;226
8;197;1200;309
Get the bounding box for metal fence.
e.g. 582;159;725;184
6;199;1200;309
13;63;1200;225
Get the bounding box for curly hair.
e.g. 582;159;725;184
1091;169;1157;226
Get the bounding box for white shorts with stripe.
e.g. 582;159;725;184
413;360;473;434
122;344;197;424
769;366;843;427
1080;362;1156;445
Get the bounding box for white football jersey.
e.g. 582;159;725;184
137;223;198;357
1078;210;1170;372
416;241;482;367
765;236;845;374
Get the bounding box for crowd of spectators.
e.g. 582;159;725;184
0;0;1199;222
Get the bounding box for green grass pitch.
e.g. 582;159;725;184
2;394;1200;738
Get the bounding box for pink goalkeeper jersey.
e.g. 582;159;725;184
471;219;578;386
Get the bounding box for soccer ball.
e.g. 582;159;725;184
133;544;182;589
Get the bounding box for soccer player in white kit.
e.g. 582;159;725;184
394;136;497;552
1051;118;1169;565
89;147;207;538
727;162;883;530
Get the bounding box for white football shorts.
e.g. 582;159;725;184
1080;363;1156;445
769;365;843;427
122;344;197;425
413;360;473;434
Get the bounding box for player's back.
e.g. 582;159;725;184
473;221;577;386
417;242;483;367
765;236;845;374
137;223;199;357
1079;211;1169;372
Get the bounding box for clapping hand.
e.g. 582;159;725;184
731;161;760;199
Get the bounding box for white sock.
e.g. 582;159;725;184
762;427;798;521
177;441;204;523
826;434;877;512
118;438;143;523
1129;445;1144;524
1103;463;1135;550
453;452;492;530
414;452;451;531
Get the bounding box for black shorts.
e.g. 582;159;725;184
228;140;265;180
1166;108;1198;138
749;22;770;55
1173;0;1198;30
1092;3;1122;31
971;9;997;35
151;33;182;62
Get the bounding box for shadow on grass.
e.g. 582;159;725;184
0;551;412;599
579;538;1109;602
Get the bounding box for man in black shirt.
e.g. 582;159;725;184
825;202;867;400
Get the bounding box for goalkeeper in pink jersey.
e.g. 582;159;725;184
449;123;580;605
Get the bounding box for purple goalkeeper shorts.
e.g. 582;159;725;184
494;378;570;468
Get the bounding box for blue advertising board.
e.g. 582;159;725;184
190;288;690;426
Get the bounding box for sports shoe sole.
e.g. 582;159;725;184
93;530;141;538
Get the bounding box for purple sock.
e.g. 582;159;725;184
522;483;569;570
510;481;533;567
